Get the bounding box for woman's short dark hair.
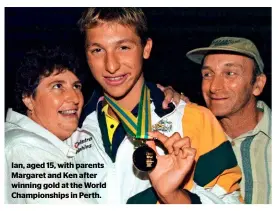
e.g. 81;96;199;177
14;46;82;115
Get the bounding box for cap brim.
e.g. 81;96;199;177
186;46;256;64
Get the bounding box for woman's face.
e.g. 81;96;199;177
23;70;84;140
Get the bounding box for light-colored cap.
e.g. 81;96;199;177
186;37;264;72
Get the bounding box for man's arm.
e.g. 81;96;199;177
157;84;191;106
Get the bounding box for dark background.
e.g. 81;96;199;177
5;7;272;114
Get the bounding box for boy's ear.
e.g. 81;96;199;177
143;38;153;59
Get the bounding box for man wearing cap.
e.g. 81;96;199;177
186;37;271;204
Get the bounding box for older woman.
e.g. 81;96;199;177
5;47;97;204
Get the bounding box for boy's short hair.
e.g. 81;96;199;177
78;8;149;46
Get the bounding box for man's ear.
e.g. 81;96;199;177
143;38;153;59
253;73;267;96
22;94;34;111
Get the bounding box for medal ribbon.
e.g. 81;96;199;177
104;83;152;140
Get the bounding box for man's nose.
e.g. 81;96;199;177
210;75;224;93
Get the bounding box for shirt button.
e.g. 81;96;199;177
231;141;235;146
110;124;114;129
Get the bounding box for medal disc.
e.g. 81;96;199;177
133;145;157;172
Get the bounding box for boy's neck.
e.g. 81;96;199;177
107;75;145;118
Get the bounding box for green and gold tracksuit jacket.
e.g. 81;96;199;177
67;83;242;204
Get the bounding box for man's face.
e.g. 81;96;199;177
201;53;258;118
85;22;152;99
24;70;84;140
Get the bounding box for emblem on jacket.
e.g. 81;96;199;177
152;119;172;132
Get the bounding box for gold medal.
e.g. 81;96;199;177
105;83;157;172
133;144;157;171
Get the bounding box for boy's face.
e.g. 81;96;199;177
85;22;152;99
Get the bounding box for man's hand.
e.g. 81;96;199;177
146;131;196;203
157;84;191;109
